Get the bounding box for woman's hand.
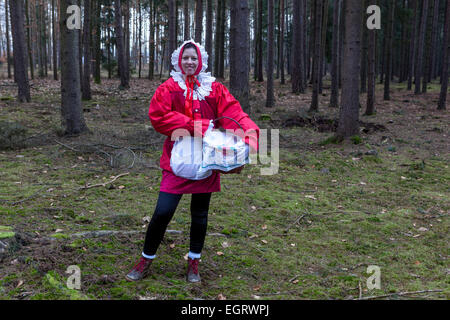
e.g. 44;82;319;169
215;166;244;174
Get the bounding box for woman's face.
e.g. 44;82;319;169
181;47;199;76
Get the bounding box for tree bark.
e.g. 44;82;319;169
310;0;323;112
280;0;285;85
360;0;368;93
438;0;449;110
366;0;377;115
51;0;58;80
169;0;176;66
60;0;88;134
256;0;263;81
82;0;92;100
384;0;395;100
422;0;434;92
183;0;190;40
26;0;34;80
149;0;155;80
5;0;12;79
230;0;250;112
407;0;418;90
93;0;101;84
336;0;362;139
330;0;341;108
115;0;129;89
206;0;213;71
214;0;222;77
195;0;203;43
319;0;329;94
9;0;31;102
415;0;429;94
266;0;274;107
429;0;440;81
292;0;305;93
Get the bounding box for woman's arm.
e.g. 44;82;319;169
148;82;211;137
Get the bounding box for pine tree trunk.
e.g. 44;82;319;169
438;0;449;110
338;0;345;88
184;0;190;40
138;0;142;79
336;0;362;139
292;0;305;94
429;0;440;81
195;0;203;43
256;0;263;81
280;0;285;85
9;0;31;101
115;0;129;89
149;0;155;80
407;0;418;90
319;0;328;94
230;0;250;111
415;0;429;94
26;0;34;80
51;0;58;80
219;0;226;78
206;0;213;71
169;0;176;66
360;0;368;93
310;0;323;112
366;0;377;115
82;0;92;100
214;0;222;77
93;0;101;84
60;0;88;134
384;0;395;100
422;0;433;92
266;0;274;107
5;0;12;79
330;0;340;108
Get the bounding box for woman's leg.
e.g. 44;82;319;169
188;193;212;257
142;191;183;257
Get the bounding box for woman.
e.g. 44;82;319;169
126;40;260;283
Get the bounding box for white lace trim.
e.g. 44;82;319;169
171;39;209;74
170;70;216;101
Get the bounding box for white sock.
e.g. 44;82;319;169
142;252;156;259
188;251;201;259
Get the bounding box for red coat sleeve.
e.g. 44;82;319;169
215;82;260;153
148;81;211;137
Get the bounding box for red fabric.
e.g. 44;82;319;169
148;78;260;194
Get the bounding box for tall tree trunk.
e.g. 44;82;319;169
52;0;58;80
93;0;101;84
366;0;377;115
310;0;323;112
415;0;429;94
169;0;176;69
183;0;190;40
319;0;328;94
279;0;285;85
438;0;449;110
138;0;142;78
292;0;305;93
256;0;263;81
384;0;395;100
9;0;31;101
266;0;274;107
330;0;340;108
206;0;213;71
422;0;434;92
115;0;129;89
407;0;418;90
336;0;362;139
82;0;92;100
338;0;345;88
60;0;88;134
360;0;368;93
149;0;155;80
230;0;250;111
219;0;226;78
429;0;440;81
26;0;34;80
215;0;222;77
5;0;12;79
195;0;203;43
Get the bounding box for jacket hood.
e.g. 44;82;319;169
171;40;209;76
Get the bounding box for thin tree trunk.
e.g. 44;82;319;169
384;0;395;100
360;0;368;92
256;0;263;81
422;0;433;92
219;0;226;78
169;0;176;70
266;0;274;107
438;0;449;110
138;0;142;78
310;0;323;112
26;0;34;80
149;0;155;80
115;0;129;89
292;0;305;93
366;0;377;115
195;0;203;43
319;0;328;94
415;0;429;94
51;0;57;80
60;0;87;134
330;0;340;108
206;0;213;71
82;0;92;100
93;0;101;84
407;0;418;90
429;0;440;81
184;0;190;40
280;0;285;85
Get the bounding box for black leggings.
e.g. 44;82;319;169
143;191;212;256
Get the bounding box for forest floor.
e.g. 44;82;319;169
0;74;448;300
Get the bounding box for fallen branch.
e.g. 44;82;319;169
356;289;443;300
79;172;129;190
